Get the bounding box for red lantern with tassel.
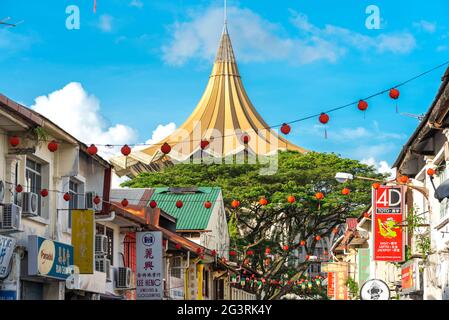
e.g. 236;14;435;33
200;140;210;150
161;142;171;155
48;140;59;152
427;168;436;177
211;249;217;256
315;235;321;241
282;245;289;252
93;195;101;205
231;200;240;209
229;250;237;257
358;100;368;111
15;184;23;193
204;201;212;209
280;123;291;135
175;243;182;250
121;198;129;207
247;250;254;256
63;192;71;202
87;144;98;156
300;240;306;246
287;195;295;204
259;197;268;206
9;136;20;147
389;88;400;113
341;188;350;195
176;200;183;209
40;189;49;198
121;144;131;156
319;113;330;139
265;248;271;255
149;200;157;208
241;134;250;144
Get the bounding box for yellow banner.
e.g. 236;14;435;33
72;209;95;274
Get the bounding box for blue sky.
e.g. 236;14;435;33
1;0;449;175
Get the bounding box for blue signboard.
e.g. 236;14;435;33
0;290;17;300
28;235;74;280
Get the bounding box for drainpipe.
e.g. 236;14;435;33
95;211;115;222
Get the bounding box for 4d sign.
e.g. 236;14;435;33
373;186;405;262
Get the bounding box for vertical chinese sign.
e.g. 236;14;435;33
323;262;348;300
373;186;405;262
327;272;334;299
72;209;94;274
136;231;163;300
358;248;370;285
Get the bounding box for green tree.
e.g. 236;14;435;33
123;151;381;299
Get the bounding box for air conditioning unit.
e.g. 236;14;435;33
95;234;109;255
0;203;22;231
19;192;39;217
115;267;132;289
95;255;111;282
0;180;5;203
85;191;101;211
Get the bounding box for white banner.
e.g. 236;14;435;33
0;235;16;278
136;232;163;300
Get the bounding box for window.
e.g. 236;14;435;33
26;159;42;216
203;269;209;298
96;224;114;264
438;163;449;220
171;257;182;279
68;180;79;228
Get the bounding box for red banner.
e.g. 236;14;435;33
373;185;405;261
327;272;334;298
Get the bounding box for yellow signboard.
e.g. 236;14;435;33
72;209;95;274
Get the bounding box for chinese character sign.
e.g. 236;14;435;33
358;248;370;285
72;209;94;274
136;232;163;300
373;186;405;262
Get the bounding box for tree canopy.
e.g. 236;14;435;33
122;151;382;299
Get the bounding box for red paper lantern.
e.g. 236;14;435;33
87;144;98;156
372;182;381;189
48;140;59;152
149;200;157;208
427;168;436;177
204;201;212;209
15;184;23;193
305;255;310;261
300;240;306;246
287;195;295;204
358;100;368;111
247;250;254;256
9;136;20;147
231;200;240;209
200;140;210;150
319;113;329;124
175;243;182;250
259;198;268;206
341;188;350;195
389;88;400;100
315;192;324;200
265;248;271;255
211;250;217;256
196;248;203;255
121;144;131;156
40;189;49;197
161;142;171;154
399;175;409;184
283;245;289;252
176;200;183;209
229;250;237;257
280;123;291;135
241;134;250;144
315;235;321;241
121;198;129;207
63;192;71;202
93;195;101;205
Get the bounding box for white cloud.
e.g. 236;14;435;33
30;82;137;159
98;14;114;32
129;0;144;8
362;157;396;178
134;122;177;151
162;6;416;66
338;127;370;140
413;20;437;33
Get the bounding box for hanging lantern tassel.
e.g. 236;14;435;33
319;113;330;139
94;0;97;13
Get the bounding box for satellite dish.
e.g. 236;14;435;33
435;179;449;202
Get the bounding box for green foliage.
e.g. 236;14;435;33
406;206;432;260
346;277;359;300
124;151;381;299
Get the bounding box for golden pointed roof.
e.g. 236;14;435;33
112;25;306;177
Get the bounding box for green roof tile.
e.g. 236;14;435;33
149;187;221;230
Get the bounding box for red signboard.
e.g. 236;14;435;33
401;264;413;290
373;186;405;262
327;272;334;298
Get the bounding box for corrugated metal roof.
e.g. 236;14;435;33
149;187;221;230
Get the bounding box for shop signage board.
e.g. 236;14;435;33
136;231;163;300
327;272;335;299
373;185;405;262
0;235;16;278
360;279;391;300
401;259;420;293
358;248;370;285
28;235;74;280
72;209;95;274
0;290;16;300
322;262;348;300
